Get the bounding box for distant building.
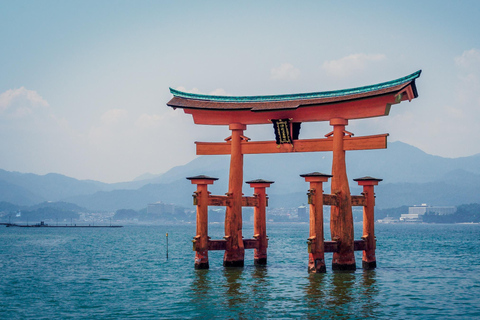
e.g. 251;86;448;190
400;204;456;222
297;205;307;222
409;204;456;216
147;202;175;217
400;213;422;222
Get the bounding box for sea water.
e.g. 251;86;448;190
1;223;479;319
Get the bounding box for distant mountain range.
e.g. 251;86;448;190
1;141;479;211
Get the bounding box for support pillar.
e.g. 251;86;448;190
246;179;274;265
329;118;356;271
301;172;332;273
224;123;247;267
354;176;382;270
187;175;218;269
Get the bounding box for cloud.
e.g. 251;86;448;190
270;63;300;80
454;49;480;70
175;86;202;94
0;87;49;118
321;53;386;78
208;88;228;95
135;113;163;128
453;49;480;107
100;108;128;125
175;86;228;96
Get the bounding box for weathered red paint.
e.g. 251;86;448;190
174;93;408;125
355;177;382;269
330;118;356;271
187;176;216;269
247;180;274;265
301;173;331;273
223;123;246;267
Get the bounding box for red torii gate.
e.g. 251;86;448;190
167;70;421;272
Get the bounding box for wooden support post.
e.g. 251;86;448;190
246;179;274;265
224;123;247;267
329;118;356;271
187;175;218;269
354;176;382;270
301;172;332;273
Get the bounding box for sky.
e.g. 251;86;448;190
1;1;480;183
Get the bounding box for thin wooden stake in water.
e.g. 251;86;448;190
166;232;169;259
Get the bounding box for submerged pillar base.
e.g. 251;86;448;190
362;260;377;270
224;247;245;267
308;258;326;273
194;262;209;270
194;250;209;270
254;257;267;265
223;260;244;267
332;263;356;271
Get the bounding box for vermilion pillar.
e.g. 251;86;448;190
224;123;246;267
300;172;332;273
329;118;356;270
187;175;218;269
246;179;274;265
354;176;382;270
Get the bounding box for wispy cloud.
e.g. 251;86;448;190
0;87;49;118
453;49;480;107
270;63;300;80
175;86;228;95
454;48;480;70
100;108;128;125
321;54;386;78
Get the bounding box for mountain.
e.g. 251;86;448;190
1;141;480;211
60;142;480;210
0;179;43;205
0;169;108;204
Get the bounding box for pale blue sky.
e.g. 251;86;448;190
1;1;480;182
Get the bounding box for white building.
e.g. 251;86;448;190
147;202;175;216
400;204;456;222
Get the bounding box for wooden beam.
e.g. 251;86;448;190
206;195;258;207
324;241;338;252
344;134;388;151
208;239;259;251
351;195;366;206
354;239;366;251
323;194;338;206
208;195;230;207
208;239;227;250
324;240;366;252
196;134;388;155
242;196;259;207
243;238;259;249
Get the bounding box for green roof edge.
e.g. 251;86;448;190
170;70;421;103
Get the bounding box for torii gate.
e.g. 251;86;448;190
167;70;421;272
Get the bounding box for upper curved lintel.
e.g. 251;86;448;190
169;70;421;103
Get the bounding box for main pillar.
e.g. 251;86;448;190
224;123;247;267
354;176;382;270
329;118;356;270
187;175;218;269
301;172;332;273
246;179;274;265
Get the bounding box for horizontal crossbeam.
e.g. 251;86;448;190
208;239;259;251
207;239;366;252
321;194;366;206
196;134;388;155
351;195;366;206
196;195;260;207
324;240;366;252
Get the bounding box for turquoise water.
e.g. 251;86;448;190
1;223;479;319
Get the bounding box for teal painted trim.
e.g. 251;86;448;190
170;70;421;102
